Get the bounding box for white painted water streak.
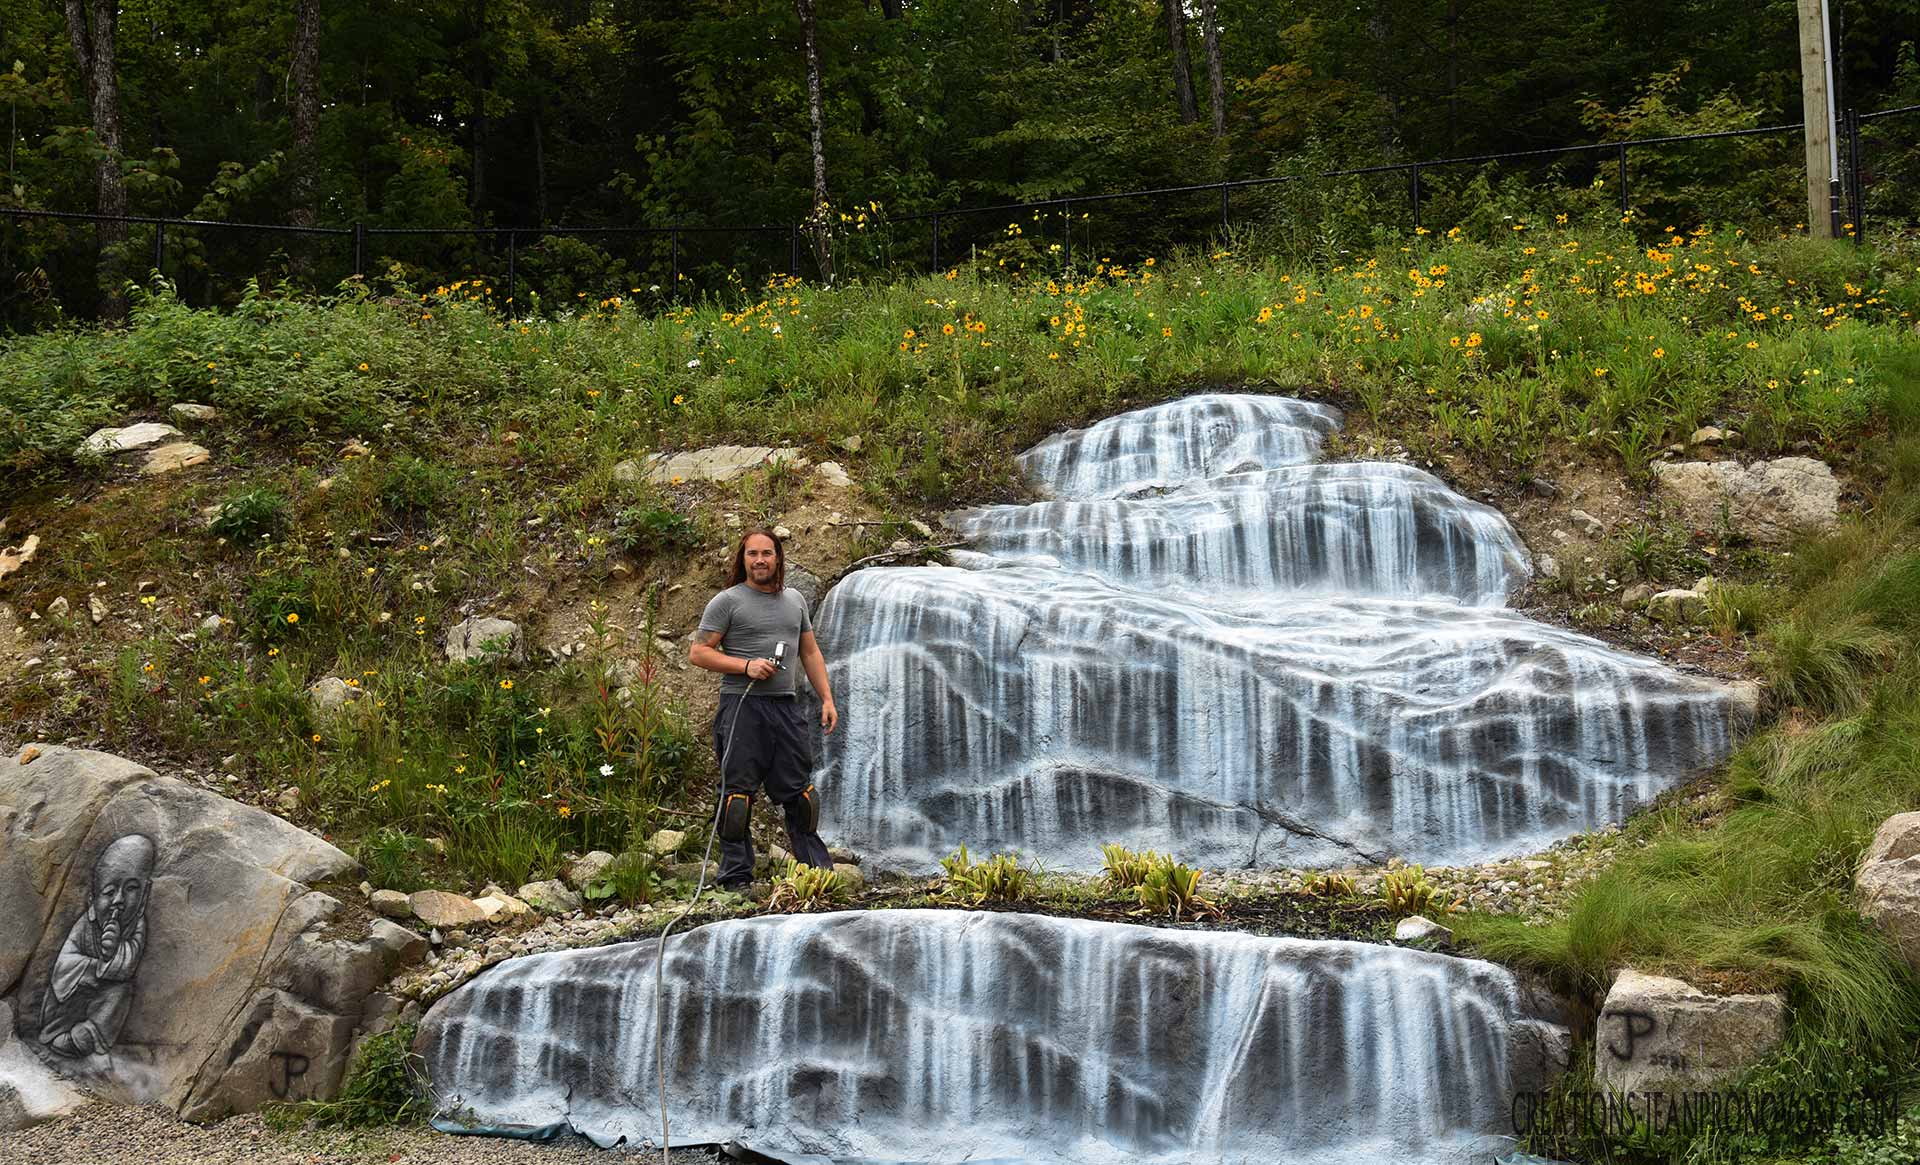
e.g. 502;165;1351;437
418;911;1568;1164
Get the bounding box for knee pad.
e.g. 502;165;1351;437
720;793;753;843
800;784;819;833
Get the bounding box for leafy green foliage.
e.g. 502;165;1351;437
1132;855;1219;921
940;845;1035;905
209;488;291;547
1378;864;1441;918
613;505;700;560
265;1024;424;1130
766;861;846;913
358;828;427;893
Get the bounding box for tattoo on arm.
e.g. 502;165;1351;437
695;630;724;648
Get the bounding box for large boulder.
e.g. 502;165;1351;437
0;745;422;1121
1856;812;1920;976
1651;457;1842;542
1594;969;1786;1095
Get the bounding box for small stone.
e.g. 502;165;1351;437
370;889;413;919
410;890;489;928
515;880;583;915
138;442;212;475
341;438;372;458
276;786;302;812
1647;588;1707;624
168;402;221;423
21;656;43;673
307;676;357;711
908;519;934;539
358;881;373;897
1621;583;1656;606
1394;915;1453;944
46;596;68;618
445;616;524;664
828;847;860;865
198;614;226;635
834;863;866;893
567;851;616;889
772;525;792;539
890;539;913;555
1568;509;1605;538
88;596;108;625
0;533;38;582
815;462;852;488
647;829;687;857
1689;426;1728;445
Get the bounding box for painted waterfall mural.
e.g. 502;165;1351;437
419;911;1572;1164
421;392;1747;1162
817;393;1751;871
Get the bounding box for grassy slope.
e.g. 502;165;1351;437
5;213;1920;1159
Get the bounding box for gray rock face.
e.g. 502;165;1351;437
948;462;1530;605
816;565;1746;870
1856;812;1920;976
0;745;417;1119
0;999;84;1131
1652;456;1842;541
514;880;580;915
1018;392;1342;498
445;617;524;664
417;910;1568;1163
1594;969;1785;1094
137;443;211;475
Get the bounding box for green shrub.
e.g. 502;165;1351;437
265;1024;423;1129
1758;614;1900;714
209;487;291;546
448;810;560;890
940;845;1034;905
1099;843;1159;891
1134;855;1217;920
1302;871;1357;898
584;850;660;906
1379;864;1441;918
377;455;451;523
613;505;700;559
766;861;846;912
358;828;426;892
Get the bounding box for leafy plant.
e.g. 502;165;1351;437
940;845;1034;905
264;1024;423;1129
358;828;426;892
766;861;846;912
377;455;451;523
612;505;700;559
1099;843;1159;891
209;487;290;546
584;851;660;905
1133;854;1219;920
1302;871;1357;898
1379;863;1441;917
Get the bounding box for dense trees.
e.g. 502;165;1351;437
1;0;1916;318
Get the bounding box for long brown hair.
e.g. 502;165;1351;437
727;527;786;591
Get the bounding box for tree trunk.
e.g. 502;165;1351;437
1446;0;1459;152
288;0;322;276
65;0;126;321
795;0;832;280
1198;0;1225;139
878;0;901;18
1162;0;1197;125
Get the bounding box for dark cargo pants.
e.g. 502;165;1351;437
712;693;833;886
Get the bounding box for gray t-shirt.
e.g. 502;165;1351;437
698;583;813;695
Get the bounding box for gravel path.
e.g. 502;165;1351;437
12;1102;728;1165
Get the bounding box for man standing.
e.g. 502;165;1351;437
690;528;839;891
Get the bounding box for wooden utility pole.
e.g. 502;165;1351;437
1797;0;1840;239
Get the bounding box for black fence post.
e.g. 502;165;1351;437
669;229;679;298
152;222;165;276
351;221;364;277
1219;183;1230;237
790;226;802;278
931;212;940;272
1064;203;1073;269
505;230;517;309
1409;164;1421;231
1616;145;1629;215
